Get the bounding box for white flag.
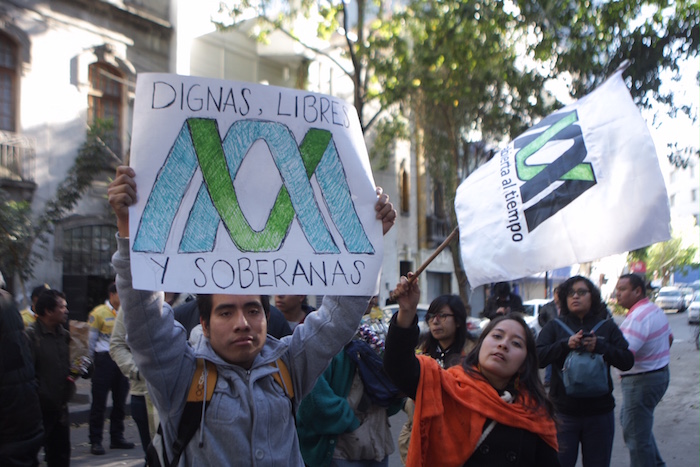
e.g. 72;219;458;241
455;67;671;288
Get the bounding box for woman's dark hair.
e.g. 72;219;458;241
463;314;555;419
419;295;469;358
557;275;607;319
197;294;271;326
35;289;66;316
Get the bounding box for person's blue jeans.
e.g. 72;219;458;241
620;367;670;467
556;410;614;467
331;456;389;467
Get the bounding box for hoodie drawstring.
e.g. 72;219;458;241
198;362;208;448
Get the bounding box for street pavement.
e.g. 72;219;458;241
55;311;698;467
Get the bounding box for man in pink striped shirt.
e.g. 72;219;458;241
615;273;672;467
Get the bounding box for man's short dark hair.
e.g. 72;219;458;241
620;273;646;295
35;289;66;316
107;282;117;295
197;294;270;327
31;284;50;300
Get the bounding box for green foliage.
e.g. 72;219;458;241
215;0;398;133
370;115;410;170
517;0;699;108
628;246;650;263
213;0;697;299
628;235;698;286
645;236;698;285
0;120;116;294
0;194;34;286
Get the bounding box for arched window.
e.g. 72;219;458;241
88;62;123;155
434;182;445;218
0;31;18;132
399;162;410;214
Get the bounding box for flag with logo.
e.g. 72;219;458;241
455;66;671;288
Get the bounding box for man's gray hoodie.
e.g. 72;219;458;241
113;237;370;466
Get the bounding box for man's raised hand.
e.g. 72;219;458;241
108;166;137;238
375;187;397;236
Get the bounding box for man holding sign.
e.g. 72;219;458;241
108;165;396;466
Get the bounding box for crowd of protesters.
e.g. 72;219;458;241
0;165;673;467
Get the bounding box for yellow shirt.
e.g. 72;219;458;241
20;308;36;327
88;302;117;354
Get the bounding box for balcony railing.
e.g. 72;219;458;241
0;130;36;182
426;214;450;247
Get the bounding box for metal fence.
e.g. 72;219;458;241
0;130;35;182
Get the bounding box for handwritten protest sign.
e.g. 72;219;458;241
128;73;382;295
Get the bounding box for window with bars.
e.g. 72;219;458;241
88;62;123;155
62;224;117;277
0;32;17;132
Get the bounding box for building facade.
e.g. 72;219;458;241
0;0;172;319
1;0;477;317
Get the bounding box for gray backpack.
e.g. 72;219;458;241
554;319;608;397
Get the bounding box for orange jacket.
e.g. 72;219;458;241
407;356;558;467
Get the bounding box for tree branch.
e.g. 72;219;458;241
257;16;355;81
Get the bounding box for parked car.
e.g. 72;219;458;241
654;286;686;312
688;294;700;325
522;299;551;337
680;287;695;309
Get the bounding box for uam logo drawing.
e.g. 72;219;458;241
504;110;598;241
134;118;374;255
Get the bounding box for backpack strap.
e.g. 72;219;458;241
590;320;606;334
186;359;217;402
270;358;294;400
167;359;217;467
555;318;606;336
554;319;575;336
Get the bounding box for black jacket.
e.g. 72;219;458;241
482;293;525;319
25;318;72;414
536;311;634;416
537;300;559;328
0;297;44;462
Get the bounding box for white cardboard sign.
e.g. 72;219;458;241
128;73;382;295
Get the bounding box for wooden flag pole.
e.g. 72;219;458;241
390;227;459;301
409;227;459;283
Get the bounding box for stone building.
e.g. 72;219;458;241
1;0;473;317
0;0;172;319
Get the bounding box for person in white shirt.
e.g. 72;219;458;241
615;273;672;467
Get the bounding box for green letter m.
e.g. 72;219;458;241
514;110;597;232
